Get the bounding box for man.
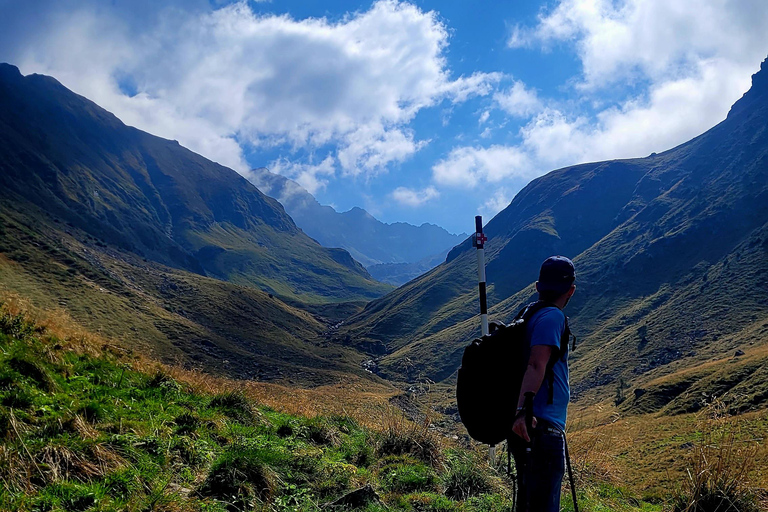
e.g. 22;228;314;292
510;255;575;512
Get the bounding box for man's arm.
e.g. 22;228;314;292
511;345;553;442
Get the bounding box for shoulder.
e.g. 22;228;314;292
528;307;565;347
530;306;565;329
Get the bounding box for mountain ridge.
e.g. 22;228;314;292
0;63;390;304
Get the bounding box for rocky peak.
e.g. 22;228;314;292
727;56;768;119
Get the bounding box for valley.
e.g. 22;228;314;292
0;57;767;511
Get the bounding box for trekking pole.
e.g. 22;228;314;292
473;216;493;462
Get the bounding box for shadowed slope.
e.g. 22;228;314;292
0;63;390;303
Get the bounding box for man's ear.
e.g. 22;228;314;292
567;284;576;297
535;281;541;293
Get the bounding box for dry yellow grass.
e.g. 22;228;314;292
566;399;768;499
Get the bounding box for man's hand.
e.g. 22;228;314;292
511;412;538;442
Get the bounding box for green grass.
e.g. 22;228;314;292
0;306;664;512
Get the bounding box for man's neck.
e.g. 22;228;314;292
540;296;568;310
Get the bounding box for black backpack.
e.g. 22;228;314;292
456;301;571;445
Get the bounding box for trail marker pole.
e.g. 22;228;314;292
473;216;495;462
473;216;489;337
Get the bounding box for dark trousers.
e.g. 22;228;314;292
510;421;566;512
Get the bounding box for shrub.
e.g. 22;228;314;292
340;430;376;467
174;412;200;435
377;413;442;467
209;391;254;422
8;355;57;392
441;451;495;501
198;445;278;510
0;311;35;340
673;403;760;512
405;492;458;511
303;418;341;446
379;459;438;494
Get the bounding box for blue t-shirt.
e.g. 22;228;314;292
526;306;569;431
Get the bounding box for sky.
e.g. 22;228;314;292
1;0;767;234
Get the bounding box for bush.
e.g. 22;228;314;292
174;412;200;435
377;414;442;467
673;404;760;512
198;445;278;509
8;356;57;392
209;391;254;422
379;459;438;494
405;492;458;511
441;451;495;501
340;430;376;468
303;418;341;446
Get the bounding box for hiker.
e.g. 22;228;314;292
509;256;575;512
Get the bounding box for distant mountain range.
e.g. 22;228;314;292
249;167;465;285
340;57;768;414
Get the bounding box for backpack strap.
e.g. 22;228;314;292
516;301;572;405
545;315;570;404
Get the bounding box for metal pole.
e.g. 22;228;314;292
474;216;489;337
473;216;494;462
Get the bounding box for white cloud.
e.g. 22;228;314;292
432;146;533;188
390;186;440;207
506;24;534;49
480;188;513;219
478;110;490;125
10;0;500;178
337;125;428;176
480;0;768;181
494;81;541;117
269;155;336;195
525;0;768;89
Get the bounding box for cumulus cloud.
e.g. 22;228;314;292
8;0;500;177
390;186;440;207
494;81;541;117
480;188;513;218
520;58;752;167
269;155;336;195
519;0;768;88
478;0;768;185
432;146;533;188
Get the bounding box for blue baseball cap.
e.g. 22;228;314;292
537;256;575;293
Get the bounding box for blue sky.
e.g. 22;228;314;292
1;0;767;234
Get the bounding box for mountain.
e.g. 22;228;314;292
340;57;768;414
366;250;451;286
250;167;465;282
0;63;391;304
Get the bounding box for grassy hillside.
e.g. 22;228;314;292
0;205;387;386
0;63;390;304
0;297;686;512
340;58;768;414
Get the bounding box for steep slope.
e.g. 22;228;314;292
250;167;464;275
0;64;390;303
0;203;385;385
342;58;768;411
